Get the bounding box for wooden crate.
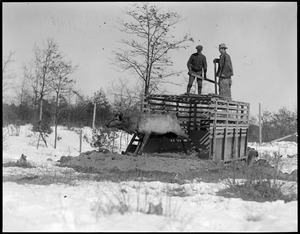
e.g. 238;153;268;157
127;94;250;162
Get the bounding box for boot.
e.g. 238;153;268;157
198;86;202;95
185;86;191;95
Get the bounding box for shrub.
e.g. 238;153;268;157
221;154;297;203
32;120;53;135
90;127;118;152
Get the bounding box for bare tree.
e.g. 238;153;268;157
49;57;77;148
107;78;143;149
108;77;142;115
23;38;65;148
114;2;194;96
33;38;61;126
23;63;40;109
15;74;32;106
3;51;16;101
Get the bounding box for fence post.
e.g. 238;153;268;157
259;103;262;145
79;129;82;153
92;103;96;129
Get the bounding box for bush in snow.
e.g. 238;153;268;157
32;108;53;135
5;124;20;136
91;182;186;220
3;128;10;151
91;185;130;218
222;158;297;203
81;127;93;144
90;127;118;153
3;154;35;169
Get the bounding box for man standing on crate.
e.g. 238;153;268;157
186;45;207;95
215;43;233;100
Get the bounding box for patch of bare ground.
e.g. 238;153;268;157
58;151;297;184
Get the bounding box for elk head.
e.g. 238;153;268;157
106;112;125;129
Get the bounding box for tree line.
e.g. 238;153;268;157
248;107;297;143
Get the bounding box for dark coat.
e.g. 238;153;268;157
217;52;233;77
187;53;207;73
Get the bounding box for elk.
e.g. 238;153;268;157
106;112;197;155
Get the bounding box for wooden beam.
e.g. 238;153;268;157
223;101;229;161
212;100;217;160
270;132;297;143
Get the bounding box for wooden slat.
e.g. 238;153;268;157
147;104;249;113
147;94;249;105
213;134;247;139
211;117;250;122
215;129;248;133
215;99;250;105
210;123;249;127
212;99;217;160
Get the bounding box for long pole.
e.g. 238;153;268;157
259;103;262;145
213;60;217;94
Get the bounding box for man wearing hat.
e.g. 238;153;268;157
216;43;233;99
186;45;207;95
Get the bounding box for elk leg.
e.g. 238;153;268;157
137;133;150;155
188;138;199;154
180;136;199;155
133;134;145;155
179;137;188;154
133;140;141;155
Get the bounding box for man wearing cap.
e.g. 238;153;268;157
186;45;207;95
216;43;233;99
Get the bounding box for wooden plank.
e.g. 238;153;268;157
238;128;242;158
215;129;248;134
236;104;240;157
214;111;249;116
215;99;250;106
212;100;217;160
210;133;247;139
147;97;190;104
148;104;191;109
177;116;214;121
215;130;248;134
222;127;227;161
214;126;248;129
213;105;250;111
148;96;213;103
210;122;249;126
193;103;196;130
223;101;229;161
232;128;236;160
213;117;250;122
147;94;250;106
244;128;248;157
214;134;247;139
192;110;249;116
188;101;192;131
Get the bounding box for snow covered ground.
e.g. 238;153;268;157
3;180;297;232
3;124;131;164
248;141;298;174
3;125;298;232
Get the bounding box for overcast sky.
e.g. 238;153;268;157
3;2;297;116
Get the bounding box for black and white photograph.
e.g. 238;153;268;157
3;2;297;232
